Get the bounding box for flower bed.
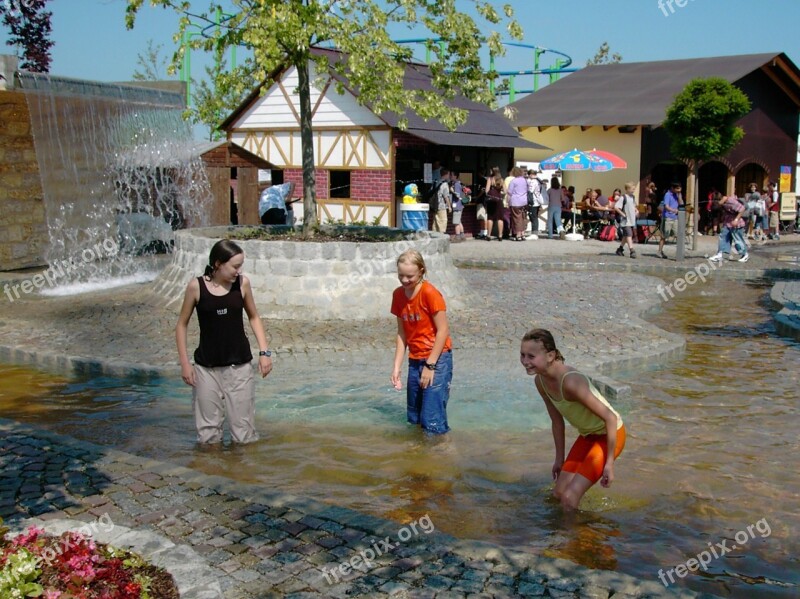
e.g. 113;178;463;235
0;518;178;599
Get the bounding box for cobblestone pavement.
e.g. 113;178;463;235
1;420;712;599
3;237;797;598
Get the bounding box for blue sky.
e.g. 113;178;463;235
2;0;800;97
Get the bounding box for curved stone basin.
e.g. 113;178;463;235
153;226;472;320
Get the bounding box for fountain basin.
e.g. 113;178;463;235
153;226;472;320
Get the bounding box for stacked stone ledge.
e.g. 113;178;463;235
154;227;473;320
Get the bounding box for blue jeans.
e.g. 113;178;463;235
718;225;747;256
406;350;453;434
547;205;562;237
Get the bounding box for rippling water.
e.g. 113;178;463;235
1;276;798;598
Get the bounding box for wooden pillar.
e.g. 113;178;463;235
207;166;231;225
238;167;260;225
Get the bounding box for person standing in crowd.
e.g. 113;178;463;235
508;167;529;241
390;249;453;436
473;170;488;240
546;177;565;239
485;167;506;241
450;171;466;242
710;193;749;264
767;181;780;240
645;182;658;219
562;185;576;232
431;167;452;234
614;182;639;259
176;239;273;444
527;169;545;238
658;182;684;259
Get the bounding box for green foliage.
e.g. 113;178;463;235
664;77;751;162
0;548;43;597
586;42;622;66
190;59;254;140
125;0;522;230
132;39;173;81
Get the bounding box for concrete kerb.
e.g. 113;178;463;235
0;418;713;599
770;280;800;341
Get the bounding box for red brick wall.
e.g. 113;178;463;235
394;131;430;150
284;168;329;199
350;169;393;201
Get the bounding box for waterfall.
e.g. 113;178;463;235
17;72;211;294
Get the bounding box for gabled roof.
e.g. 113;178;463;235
506;52;800;128
221;47;546;150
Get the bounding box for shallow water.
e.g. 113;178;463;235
1;276;798;598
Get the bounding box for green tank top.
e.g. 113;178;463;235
537;370;623;436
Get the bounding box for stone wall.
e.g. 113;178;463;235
153;227;472;320
0;89;46;270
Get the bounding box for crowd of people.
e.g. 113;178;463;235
428;166;795;261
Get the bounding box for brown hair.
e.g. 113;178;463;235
396;249;426;278
522;328;565;362
205;239;243;279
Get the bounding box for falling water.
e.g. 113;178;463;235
17;73;211;293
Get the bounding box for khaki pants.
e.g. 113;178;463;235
192;362;257;444
433;209;448;232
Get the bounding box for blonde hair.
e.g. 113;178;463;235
625;182;636;193
397;249;426;278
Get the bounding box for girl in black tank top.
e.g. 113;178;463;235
175;240;273;444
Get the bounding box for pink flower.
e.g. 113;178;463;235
44;591;63;599
12;525;45;547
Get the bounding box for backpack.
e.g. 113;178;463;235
599;223;618;241
424;181;446;212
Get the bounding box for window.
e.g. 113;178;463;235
329;170;351;199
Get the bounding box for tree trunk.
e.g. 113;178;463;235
297;58;318;234
691;161;700;250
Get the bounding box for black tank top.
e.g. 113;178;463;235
193;276;253;367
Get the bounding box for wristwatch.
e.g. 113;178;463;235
424;362;437;371
258;350;272;357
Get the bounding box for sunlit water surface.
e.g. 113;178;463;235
1;277;798;598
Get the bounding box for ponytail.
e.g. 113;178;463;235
522;328;565;362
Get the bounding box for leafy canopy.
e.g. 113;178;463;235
586;42;621;66
125;0;522;132
664;77;751;162
0;0;54;72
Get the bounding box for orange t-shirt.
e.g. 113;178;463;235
390;281;452;360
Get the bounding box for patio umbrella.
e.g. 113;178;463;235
539;148;613;172
538;149;615;239
585;149;628;169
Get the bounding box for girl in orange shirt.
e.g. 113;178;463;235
390;249;453;435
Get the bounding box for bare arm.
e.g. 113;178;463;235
241;275;272;378
176;278;200;386
391;317;407;390
535;376;566;479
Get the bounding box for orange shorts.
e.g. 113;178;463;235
561;424;626;484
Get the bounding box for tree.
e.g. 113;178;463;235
663;77;751;250
191;60;253;141
0;0;54;72
132;39;173;81
125;0;522;233
586;42;621;66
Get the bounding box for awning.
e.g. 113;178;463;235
404;128;549;150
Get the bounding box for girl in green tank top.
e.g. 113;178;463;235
520;328;626;511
